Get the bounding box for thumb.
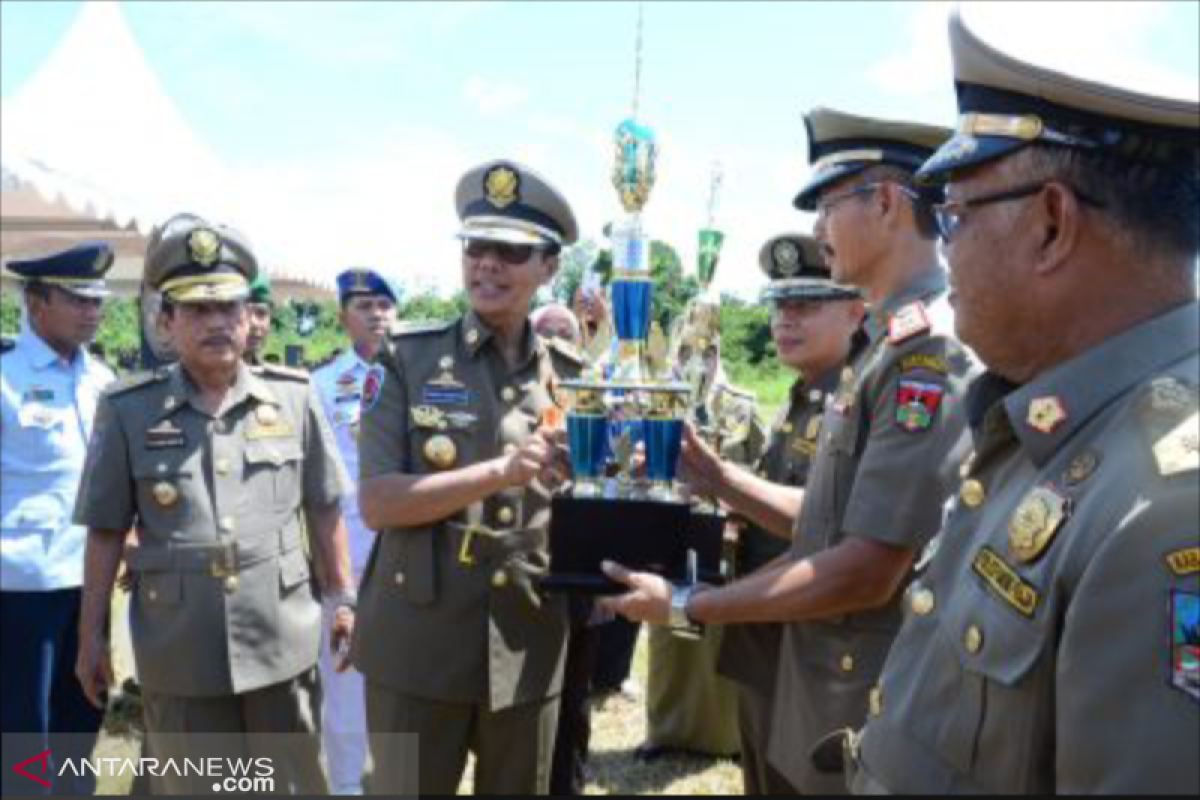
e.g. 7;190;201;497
601;560;637;589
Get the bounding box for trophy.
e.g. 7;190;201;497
543;114;728;595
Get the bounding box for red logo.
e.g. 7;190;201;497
12;748;51;788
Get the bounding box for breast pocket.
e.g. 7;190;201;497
131;460;197;534
14;403;72;460
244;439;305;510
908;582;1050;792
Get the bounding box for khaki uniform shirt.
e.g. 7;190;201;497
768;268;978;792
353;312;582;712
717;371;838;692
855;301;1200;794
73;362;346;697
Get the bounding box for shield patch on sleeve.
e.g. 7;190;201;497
1171;590;1199;702
361;365;385;415
894;379;945;433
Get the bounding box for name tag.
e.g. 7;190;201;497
422;386;471;406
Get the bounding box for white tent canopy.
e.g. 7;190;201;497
0;1;330;288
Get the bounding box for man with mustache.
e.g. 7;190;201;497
849;10;1199;794
1;243;115;795
311;267;400;795
355;160;582;795
602;110;978;794
73;215;355;794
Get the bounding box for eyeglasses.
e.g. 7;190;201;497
814;181;920;220
463;239;546;265
932;180;1106;243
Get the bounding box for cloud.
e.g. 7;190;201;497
870;1;1198;106
463;76;530;115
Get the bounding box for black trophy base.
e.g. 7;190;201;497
540;494;727;595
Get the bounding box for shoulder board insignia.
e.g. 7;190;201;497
258;363;310;382
392;319;456;339
106;368;168;397
888;301;931;345
0;337;15;355
1141;377;1199;477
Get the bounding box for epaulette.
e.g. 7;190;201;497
0;337;15;355
391;319;456;339
887;300;932;346
254;363;310;382
1141;375;1199;477
544;336;584;366
107;368;169;397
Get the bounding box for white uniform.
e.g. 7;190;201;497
312;347;376;794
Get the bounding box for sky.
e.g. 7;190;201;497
2;1;1197;296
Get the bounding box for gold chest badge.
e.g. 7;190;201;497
152;481;179;507
424;435;458;470
1008;485;1070;564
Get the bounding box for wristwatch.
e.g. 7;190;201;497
327;588;358;611
668;583;704;640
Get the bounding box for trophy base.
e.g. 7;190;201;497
540;495;727;595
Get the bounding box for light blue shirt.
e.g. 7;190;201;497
312;346;375;574
1;329;115;590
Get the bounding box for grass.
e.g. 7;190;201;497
94;628;742;795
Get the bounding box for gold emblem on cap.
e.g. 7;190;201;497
484;165;520;209
424;435;458;470
152;481;179;507
1027;396;1068;434
772;240;801;276
1008;485;1069;564
187;228;221;267
256;405;279;426
497;506;516;526
960;479;986;508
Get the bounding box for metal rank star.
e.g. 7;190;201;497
1027;396;1068;434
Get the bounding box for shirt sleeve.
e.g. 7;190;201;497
72;393;136;532
302;380;348;510
1056;486;1199;792
842;337;972;549
358;341;410;481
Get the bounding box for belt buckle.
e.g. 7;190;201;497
210;542;238;578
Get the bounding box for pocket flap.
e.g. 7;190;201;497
943;582;1045;686
139;571;182;605
279;546;311;590
245;439;304;467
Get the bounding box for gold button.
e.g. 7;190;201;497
466;330;480;346
394;572;405;586
216;458;230;475
869;686;883;717
157;463;168;474
840;654;855;673
911;588;935;617
219;516;235;532
960;479;986;508
502;387;518;403
147;588;159;602
497;507;515;526
224;575;239;593
491;570;509;589
965;625;984;654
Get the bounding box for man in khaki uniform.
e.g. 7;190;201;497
849;10;1200;793
703;233;864;794
74;215;355;794
355;160;584;795
602;109;978;794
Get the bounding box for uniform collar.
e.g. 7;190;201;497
462;309;541;369
18;328;84;371
864;267;948;343
794;365;841;408
162;361;278;418
335;346;370;373
971;302;1198;469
